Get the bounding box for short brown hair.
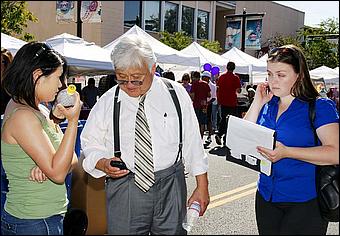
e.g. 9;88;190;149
182;73;190;81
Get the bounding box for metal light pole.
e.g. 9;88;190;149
77;0;82;37
224;8;265;52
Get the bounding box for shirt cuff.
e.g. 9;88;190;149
82;151;110;178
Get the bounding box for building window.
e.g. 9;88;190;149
144;1;160;32
197;10;209;39
181;6;194;37
164;2;178;33
124;1;141;27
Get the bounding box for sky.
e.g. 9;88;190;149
274;1;339;27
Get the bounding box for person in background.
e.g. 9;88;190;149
327;87;339;111
1;42;81;235
98;74;117;97
181;73;192;94
215;61;241;146
81;77;99;109
1;47;14;115
247;87;256;107
210;73;219;133
80;35;209;235
201;71;216;143
244;44;339;235
162;71;175;81
190;71;211;139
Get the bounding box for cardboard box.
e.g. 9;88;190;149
70;153;107;235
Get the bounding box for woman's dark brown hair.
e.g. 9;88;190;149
267;44;319;101
2;42;67;110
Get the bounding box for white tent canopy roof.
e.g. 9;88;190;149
180;42;229;70
1;33;27;55
259;53;268;62
103;25;200;68
45;33;113;76
309;65;339;85
221;47;267;74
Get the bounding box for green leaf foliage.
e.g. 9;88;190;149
159;31;222;54
200;39;222;53
1;1;37;41
268;17;339;69
159;31;192;51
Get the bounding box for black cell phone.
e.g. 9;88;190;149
110;160;128;170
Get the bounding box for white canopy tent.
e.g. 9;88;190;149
221;47;267;84
180;42;229;72
45;33;113;76
309;65;339;87
103;25;200;73
1;33;27;55
259;53;268;62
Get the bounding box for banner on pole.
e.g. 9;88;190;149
56;1;75;23
225;20;241;50
245;19;263;50
81;1;102;23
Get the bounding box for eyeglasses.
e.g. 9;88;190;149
115;73;146;86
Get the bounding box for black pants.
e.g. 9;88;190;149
217;105;237;138
255;191;328;235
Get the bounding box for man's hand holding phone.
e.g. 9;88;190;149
104;157;129;178
110;160;128;170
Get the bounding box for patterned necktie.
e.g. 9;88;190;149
134;94;155;192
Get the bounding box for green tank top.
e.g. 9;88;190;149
1;108;68;219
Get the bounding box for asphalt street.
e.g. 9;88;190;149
185;135;339;235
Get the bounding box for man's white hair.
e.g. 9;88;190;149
111;35;157;71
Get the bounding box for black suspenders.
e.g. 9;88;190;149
113;79;183;163
113;86;121;158
160;78;183;163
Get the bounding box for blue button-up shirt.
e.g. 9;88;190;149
257;96;339;202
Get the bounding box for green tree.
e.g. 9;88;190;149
304;39;338;69
200;39;222;53
160;30;223;54
159;31;192;50
319;17;339;34
1;1;37;41
269;33;302;48
268;17;339;69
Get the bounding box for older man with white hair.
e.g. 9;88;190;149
81;35;209;235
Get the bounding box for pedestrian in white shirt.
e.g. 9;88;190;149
80;35;209;235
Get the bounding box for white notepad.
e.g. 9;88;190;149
226;115;276;176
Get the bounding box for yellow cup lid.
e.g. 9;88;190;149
67;84;76;95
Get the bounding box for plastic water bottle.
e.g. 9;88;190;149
51;84;77;120
182;201;200;232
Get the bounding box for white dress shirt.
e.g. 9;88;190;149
81;76;208;178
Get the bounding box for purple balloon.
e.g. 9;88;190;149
211;66;220;76
203;63;212;71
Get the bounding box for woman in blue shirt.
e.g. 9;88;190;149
244;44;339;235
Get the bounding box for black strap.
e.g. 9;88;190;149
113;86;121;157
161;78;183;163
112;79;183;162
308;99;318;146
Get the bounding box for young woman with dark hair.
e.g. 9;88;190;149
244;44;339;235
1;42;82;235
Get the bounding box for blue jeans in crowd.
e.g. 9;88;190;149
1;210;64;235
